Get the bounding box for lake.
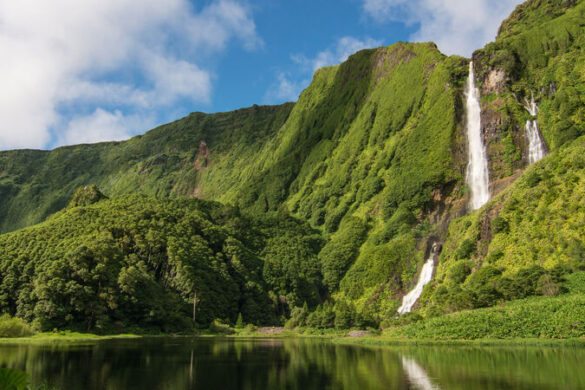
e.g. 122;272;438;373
0;338;584;389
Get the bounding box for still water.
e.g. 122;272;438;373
0;338;584;389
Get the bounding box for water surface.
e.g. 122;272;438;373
0;338;584;389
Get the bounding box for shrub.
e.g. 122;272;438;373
209;319;234;334
536;274;560;296
447;261;472;284
286;303;309;329
455;239;476;260
491;216;509;234
0;314;34;338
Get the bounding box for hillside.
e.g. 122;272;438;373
0;104;293;233
1;0;585;334
0;188;323;331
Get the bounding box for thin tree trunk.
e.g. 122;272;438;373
192;292;197;324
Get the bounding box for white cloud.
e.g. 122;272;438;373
265;36;381;104
363;0;523;56
265;73;310;103
0;0;260;150
59;109;155;146
296;36;383;72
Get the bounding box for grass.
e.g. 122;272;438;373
0;331;141;345
384;294;585;340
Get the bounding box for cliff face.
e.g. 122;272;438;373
0;0;584;323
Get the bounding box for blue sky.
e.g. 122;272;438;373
0;0;522;150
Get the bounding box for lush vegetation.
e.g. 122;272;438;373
0;104;294;234
420;136;585;317
0;315;34;338
0;368;56;390
475;0;585;177
0;191;323;332
1;0;585;338
386;293;585;340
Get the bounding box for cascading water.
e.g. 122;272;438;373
465;62;490;211
523;92;547;164
397;244;439;315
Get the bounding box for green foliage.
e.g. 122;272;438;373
235;313;244;329
491;216;509;234
305;303;335;329
0;104;294;234
1;0;585;337
0;368;29;390
319;217;368;292
209;319;235;334
285;303;310;329
0;193;324;332
66;185;106;208
387;294;585;340
455;239;476;260
0;314;35;338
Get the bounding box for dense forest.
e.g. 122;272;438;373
1;0;585;336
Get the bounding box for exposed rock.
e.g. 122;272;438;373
194;140;210;170
482;68;508;95
481;105;505;143
257;327;284;335
347;330;372;338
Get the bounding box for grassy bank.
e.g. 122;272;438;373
384;294;585;340
0;331;141;344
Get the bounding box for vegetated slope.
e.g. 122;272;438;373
397;0;585;319
0;187;323;332
0;103;293;234
0;0;584;333
412;134;585;320
224;43;471;324
387;291;585;340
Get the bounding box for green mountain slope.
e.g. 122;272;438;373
1;0;585;334
0;104;293;233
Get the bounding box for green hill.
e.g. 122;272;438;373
0;190;324;332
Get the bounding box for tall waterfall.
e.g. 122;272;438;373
397;244;439;315
523;92;547;164
465;62;490;211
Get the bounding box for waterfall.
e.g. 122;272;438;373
401;356;441;390
397;244;439;315
523;92;547;164
465;61;490;211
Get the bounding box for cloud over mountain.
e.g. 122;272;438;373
363;0;522;56
0;0;260;149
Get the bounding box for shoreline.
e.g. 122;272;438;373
2;330;585;348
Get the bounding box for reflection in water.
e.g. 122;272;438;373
1;338;585;390
401;356;440;390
